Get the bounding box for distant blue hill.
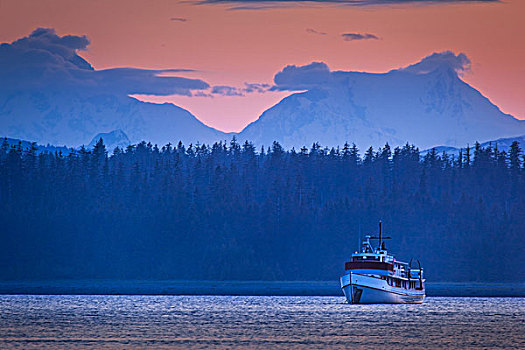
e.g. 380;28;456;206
1;136;72;155
422;135;525;156
2;129;131;155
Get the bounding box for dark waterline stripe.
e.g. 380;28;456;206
0;280;524;297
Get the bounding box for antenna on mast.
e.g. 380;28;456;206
370;221;390;251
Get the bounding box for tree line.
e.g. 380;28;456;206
1;137;524;282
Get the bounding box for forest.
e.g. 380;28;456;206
1;137;524;282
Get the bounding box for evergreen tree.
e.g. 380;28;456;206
509;141;522;172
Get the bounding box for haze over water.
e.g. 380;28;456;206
0;295;523;349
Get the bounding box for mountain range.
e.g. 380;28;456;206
1;29;524;150
3;61;525;151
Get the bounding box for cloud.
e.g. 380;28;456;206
211;83;272;96
193;91;214;97
194;0;499;10
341;32;379;41
170;17;188;22
0;27;92;72
95;68;208;96
244;83;271;93
212;85;245;96
0;29;474;104
272;62;333;91
400;51;471;75
0;28;209;96
306;28;327;35
271;51;471;91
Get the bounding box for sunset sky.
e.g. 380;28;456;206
0;0;523;132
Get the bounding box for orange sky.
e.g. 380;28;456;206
0;0;523;132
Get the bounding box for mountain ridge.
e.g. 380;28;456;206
0;28;230;147
238;64;525;150
0;89;230;147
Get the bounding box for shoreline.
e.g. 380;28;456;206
0;280;524;297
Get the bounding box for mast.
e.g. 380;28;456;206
378;220;382;251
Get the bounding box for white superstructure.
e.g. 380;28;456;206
340;222;425;304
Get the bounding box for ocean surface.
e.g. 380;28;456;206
0;295;523;349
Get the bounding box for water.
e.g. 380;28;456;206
0;295;523;349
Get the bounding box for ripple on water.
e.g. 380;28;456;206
0;295;524;349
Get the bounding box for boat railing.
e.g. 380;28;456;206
409;269;422;278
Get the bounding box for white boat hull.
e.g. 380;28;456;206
340;272;425;304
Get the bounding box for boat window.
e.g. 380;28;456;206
352;256;380;262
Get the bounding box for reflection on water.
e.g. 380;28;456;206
0;295;523;349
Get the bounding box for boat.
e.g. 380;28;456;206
340;221;425;304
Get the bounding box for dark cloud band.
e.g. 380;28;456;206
341;33;379;41
211;83;272;96
306;28;327;35
195;0;499;10
272;51;471;91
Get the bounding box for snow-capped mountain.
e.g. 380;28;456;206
87;129;131;151
0;28;229;147
0;89;228;147
238;56;525;150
